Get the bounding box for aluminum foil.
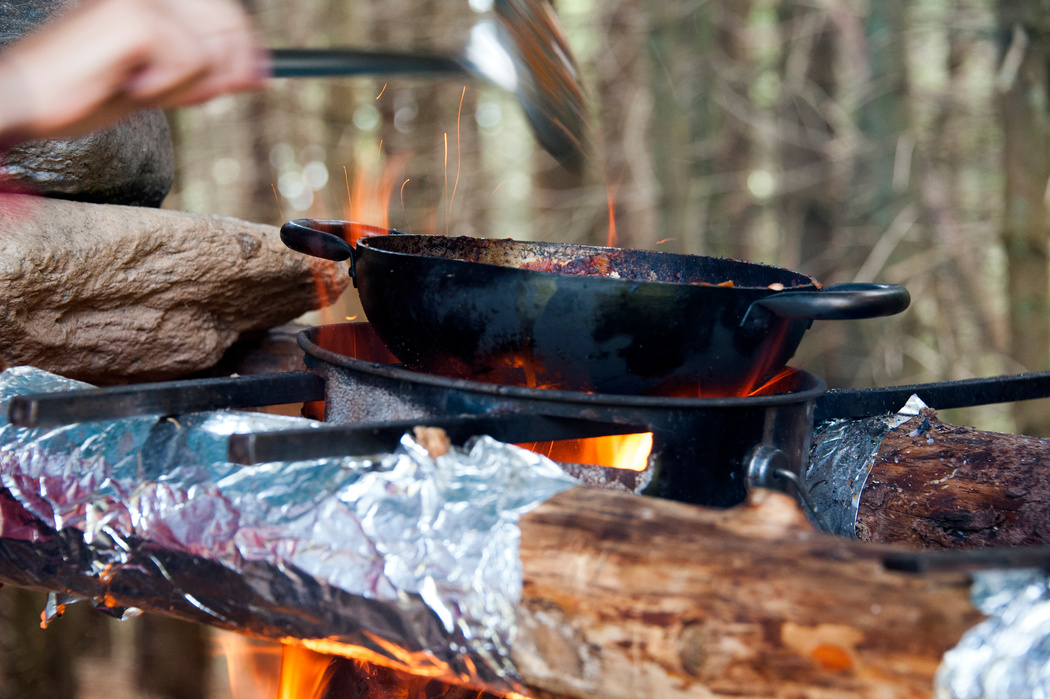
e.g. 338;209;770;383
0;366;576;690
936;569;1050;698
803;395;924;536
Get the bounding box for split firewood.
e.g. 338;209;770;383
857;409;1050;549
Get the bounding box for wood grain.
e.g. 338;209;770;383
515;487;983;698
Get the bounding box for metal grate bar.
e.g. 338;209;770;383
228;414;645;464
8;371;325;428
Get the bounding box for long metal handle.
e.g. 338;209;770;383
271;48;465;78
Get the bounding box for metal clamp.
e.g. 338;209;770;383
746;444;832;532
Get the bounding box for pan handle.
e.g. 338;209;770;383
741;283;910;335
280;218;358;279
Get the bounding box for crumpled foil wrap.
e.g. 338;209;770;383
936;569;1050;698
803;395;924;536
0;366;576;690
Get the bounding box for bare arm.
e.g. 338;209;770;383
0;0;266;146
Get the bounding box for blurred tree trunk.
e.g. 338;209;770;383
819;0;910;388
709;0;757;261
647;0;755;258
589;0;656;249
854;0;910;237
774;2;840;278
648;2;701;254
997;3;1050;435
919;0;1006;379
530;0;651;249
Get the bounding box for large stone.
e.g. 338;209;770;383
0;0;175;207
0;194;350;383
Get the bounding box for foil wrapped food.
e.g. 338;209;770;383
0;366;576;690
936;569;1050;698
803;395;925;536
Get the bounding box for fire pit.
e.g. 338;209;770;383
5;340;1050;697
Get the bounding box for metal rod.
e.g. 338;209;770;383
271;48;464;78
228;414;646;464
815;370;1050;421
8;372;325;428
881;545;1050;575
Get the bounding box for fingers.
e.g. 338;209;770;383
0;0;266;144
125;0;265;106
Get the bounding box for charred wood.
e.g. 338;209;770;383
857;409;1050;549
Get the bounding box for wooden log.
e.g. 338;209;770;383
0;481;988;698
857;410;1050;548
514;487;983;699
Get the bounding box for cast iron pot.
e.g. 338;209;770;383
281;218;910;396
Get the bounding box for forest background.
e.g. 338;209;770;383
5;2;1050;696
170;0;1047;434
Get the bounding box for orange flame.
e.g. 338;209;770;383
214;632;282;698
217;630;523;698
278;644;334;699
520;433;653;472
344;152;411;243
605;178;619;247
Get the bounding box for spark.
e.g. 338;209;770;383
655;238;677;245
443;132;449;235
375;82;387;99
400;178;411;218
492;181;503;195
271;184;285;220
449;86;466;230
343;166;351;213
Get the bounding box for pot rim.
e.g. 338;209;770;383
299;323;828;409
356;231;822;293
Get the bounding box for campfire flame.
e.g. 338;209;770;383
277;645;335;699
216;631;523;698
520;432;653;472
343;150;411;245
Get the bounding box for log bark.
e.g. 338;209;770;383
513;487;982;699
857;410;1050;549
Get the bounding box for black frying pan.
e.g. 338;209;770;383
281;218;910;396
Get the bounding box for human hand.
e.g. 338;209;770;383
0;0;266;145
